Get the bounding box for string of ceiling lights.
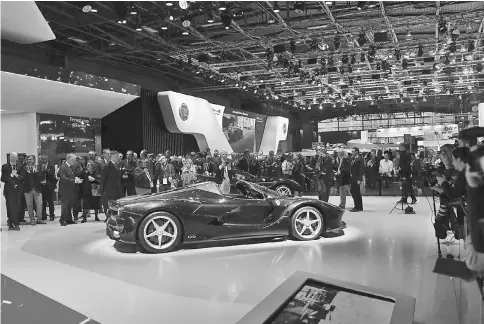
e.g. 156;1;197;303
76;1;484;115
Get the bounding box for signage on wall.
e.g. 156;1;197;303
179;103;189;121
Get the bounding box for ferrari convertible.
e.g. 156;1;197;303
106;180;345;253
232;168;303;196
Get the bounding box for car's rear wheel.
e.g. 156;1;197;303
138;212;182;253
290;206;324;241
275;185;292;196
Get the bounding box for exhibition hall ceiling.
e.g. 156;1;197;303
34;1;484;119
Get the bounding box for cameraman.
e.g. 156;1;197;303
463;134;484;271
397;144;417;204
433;144;456;221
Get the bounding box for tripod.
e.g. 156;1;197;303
389;181;410;214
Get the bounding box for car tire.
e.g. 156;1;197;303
138;212;182;253
275;185;293;196
290;206;324;241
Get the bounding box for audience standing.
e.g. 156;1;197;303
21;155;45;225
2;152;23;230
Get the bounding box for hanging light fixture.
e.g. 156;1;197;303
273;2;280;13
166;2;173;6
179;1;189;10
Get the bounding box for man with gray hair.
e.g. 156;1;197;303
1;152;24;230
58;153;82;226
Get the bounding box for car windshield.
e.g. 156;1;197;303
243;181;279;198
186;182;222;195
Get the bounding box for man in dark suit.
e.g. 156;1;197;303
350;147;364;212
1;152;24;230
214;154;234;194
398;144;416;204
58;153;81;226
121;150;137;196
20;155;46;225
237;149;250;173
100;150;123;221
318;149;334;202
39;154;56;221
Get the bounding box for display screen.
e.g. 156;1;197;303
222;108;267;153
39;113;101;162
267;280;395;324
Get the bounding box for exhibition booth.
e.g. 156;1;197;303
1;71;289;164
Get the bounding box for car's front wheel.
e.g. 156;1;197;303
138;212;182;253
290;206;324;241
275;185;293;196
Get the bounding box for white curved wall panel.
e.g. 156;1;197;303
157;92;233;153
259;116;289;154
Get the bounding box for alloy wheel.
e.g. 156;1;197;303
276;185;292;196
293;207;323;240
143;215;178;250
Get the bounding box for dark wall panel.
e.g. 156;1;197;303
140;89;198;156
101;97;143;154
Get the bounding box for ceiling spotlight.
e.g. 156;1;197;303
82;4;92;12
451;28;460;42
166;2;173;6
219;3;227;11
136;26;142;31
221;13;232;29
182;19;191;28
357;1;367;10
207;12;215;23
289;40;296;54
467;40;475;52
357;32;366;46
422;97;427;102
182;31;189;35
268;19;275;24
161;26;168;30
179;1;189;9
319;104;323;110
351;54;356;65
169;15;174;21
294;2;305;14
406;28;412;40
273;3;280;13
417;44;424;57
333;35;341;50
90;8;98;13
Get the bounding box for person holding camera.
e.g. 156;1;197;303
397;144;417;205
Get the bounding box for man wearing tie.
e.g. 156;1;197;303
100;150;123;221
20;155;46;225
58;154;82;226
1;152;24;231
39;155;56;221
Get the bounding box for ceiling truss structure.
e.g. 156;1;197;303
28;1;484;119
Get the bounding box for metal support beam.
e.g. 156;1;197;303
379;1;398;43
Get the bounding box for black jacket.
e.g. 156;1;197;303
350;155;364;182
237;157;250;173
399;151;412;178
441;170;466;201
1;163;25;195
214;164;234;185
20;165;44;193
100;161;123;199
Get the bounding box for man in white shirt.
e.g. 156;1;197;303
379;153;394;188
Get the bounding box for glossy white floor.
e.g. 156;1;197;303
1;196;483;324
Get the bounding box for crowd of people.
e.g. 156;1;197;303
2;133;483;233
